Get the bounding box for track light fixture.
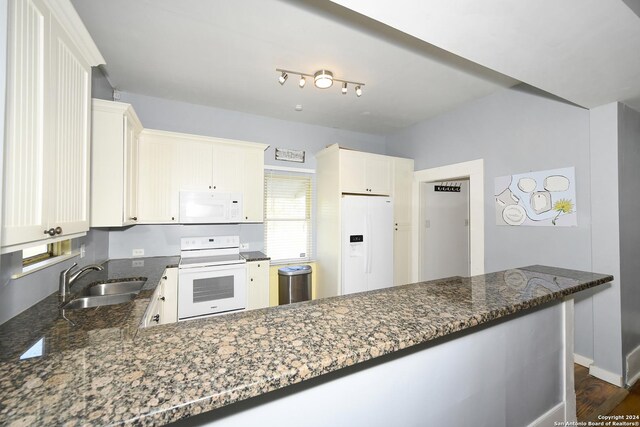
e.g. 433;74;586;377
276;68;365;97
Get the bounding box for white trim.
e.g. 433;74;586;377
45;0;105;66
527;402;565;427
563;299;577;423
264;165;316;174
10;251;79;279
589;364;624;387
573;353;594;368
411;159;484;282
140;128;269;151
625;344;640;386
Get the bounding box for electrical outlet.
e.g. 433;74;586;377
239;243;249;250
132;249;144;257
132;260;144;267
80;244;86;259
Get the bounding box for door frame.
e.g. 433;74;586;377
411;159;485;281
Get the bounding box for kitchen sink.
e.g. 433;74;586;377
62;293;137;310
83;280;146;296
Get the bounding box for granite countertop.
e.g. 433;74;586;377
241;251;270;262
0;265;612;426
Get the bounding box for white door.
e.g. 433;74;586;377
366;196;394;291
420;180;470;281
341;196;368;295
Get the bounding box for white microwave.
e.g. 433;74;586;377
179;191;243;223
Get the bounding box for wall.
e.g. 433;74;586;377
0;229;109;325
589;103;624;382
0;0;7;277
107;92;386;259
91;66;113;100
618;103;640;380
385;84;597;361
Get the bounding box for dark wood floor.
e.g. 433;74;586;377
575;364;640;421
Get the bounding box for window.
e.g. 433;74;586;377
264;171;312;262
22;240;71;268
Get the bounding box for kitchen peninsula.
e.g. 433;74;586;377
0;264;612;426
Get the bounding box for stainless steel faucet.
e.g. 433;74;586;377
59;262;104;301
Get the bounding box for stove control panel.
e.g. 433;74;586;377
180;235;240;250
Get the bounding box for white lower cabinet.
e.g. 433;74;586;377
247;261;270;310
143;267;178;327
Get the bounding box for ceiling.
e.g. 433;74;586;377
70;0;517;135
71;0;640;135
332;0;640;112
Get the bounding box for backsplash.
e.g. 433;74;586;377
106;223;264;259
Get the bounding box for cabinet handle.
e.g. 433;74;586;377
55;227;63;235
395;228;398;231
214;185;216;189
160;296;165;301
171;217;175;221
44;228;56;236
250;278;253;282
163;276;167;280
152;314;160;323
209;185;212;189
130;217;138;221
245;216;248;220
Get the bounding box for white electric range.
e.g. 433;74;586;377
178;235;246;320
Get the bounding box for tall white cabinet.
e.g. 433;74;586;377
2;0;104;251
91;100;143;227
316;144;414;298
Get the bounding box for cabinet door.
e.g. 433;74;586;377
175;140;213;192
211;144;243;193
2;0;49;247
247;261;270;310
46;13;91;237
393;158;413;225
339;150;367;194
365;155;392;196
144;285;162;327
138;136;178;223
160;268;178;324
242;148;264;222
393;225;411;286
124;114;140;225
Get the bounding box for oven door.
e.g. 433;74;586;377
178;264;246;320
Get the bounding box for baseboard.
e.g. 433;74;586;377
528;402;565;427
574;353;593;368
626;344;640;387
590;364;624;387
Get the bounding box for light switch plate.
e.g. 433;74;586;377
239;243;249;250
132;249;144;257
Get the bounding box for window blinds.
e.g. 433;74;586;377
264;171;312;262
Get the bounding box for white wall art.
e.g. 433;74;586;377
495;166;576;227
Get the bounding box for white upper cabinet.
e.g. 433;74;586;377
2;0;104;250
138;132;179;223
137;130;268;224
91;100;143;227
340;150;392;196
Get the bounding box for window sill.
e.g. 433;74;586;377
269;259;316;266
11;252;79;279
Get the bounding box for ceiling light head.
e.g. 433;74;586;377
342;82;348;94
279;71;288;85
314;69;334;89
299;75;306;88
355;85;362;97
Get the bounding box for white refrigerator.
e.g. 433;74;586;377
341;195;394;295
